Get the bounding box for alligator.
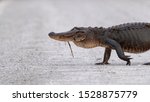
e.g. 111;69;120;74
48;22;150;65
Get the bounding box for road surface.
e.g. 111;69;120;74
0;0;150;84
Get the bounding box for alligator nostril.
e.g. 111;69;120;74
48;32;55;36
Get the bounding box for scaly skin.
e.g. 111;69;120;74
48;22;150;65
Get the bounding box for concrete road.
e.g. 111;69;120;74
0;0;150;85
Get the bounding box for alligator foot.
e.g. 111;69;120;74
143;62;150;65
95;62;110;65
123;56;132;65
126;60;131;65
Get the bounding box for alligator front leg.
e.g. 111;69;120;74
106;38;132;65
95;48;111;65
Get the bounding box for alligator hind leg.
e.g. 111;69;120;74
106;38;132;65
95;48;111;65
143;62;150;65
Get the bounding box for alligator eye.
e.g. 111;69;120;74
76;31;84;34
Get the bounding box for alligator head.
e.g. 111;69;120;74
48;27;104;48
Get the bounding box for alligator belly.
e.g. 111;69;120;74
73;40;100;48
122;44;150;53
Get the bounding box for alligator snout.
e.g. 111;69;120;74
48;31;74;41
48;32;55;37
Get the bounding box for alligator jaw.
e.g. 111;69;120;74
48;31;74;41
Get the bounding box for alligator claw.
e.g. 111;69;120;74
143;62;150;65
125;56;132;65
95;62;110;65
125;55;132;59
126;60;131;65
